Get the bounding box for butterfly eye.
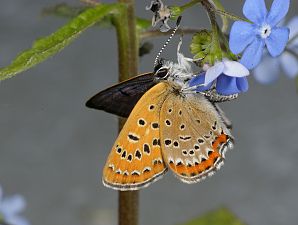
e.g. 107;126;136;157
154;58;165;73
150;2;161;12
155;68;169;80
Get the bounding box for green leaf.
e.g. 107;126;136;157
136;18;151;32
179;208;245;225
0;3;124;81
42;3;151;32
42;3;88;18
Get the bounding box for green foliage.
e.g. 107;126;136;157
0;3;125;81
135;18;151;32
180;208;246;225
42;3;88;18
42;3;151;32
190;30;212;62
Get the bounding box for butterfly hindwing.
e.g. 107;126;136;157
86;73;156;117
159;88;234;183
102;82;171;190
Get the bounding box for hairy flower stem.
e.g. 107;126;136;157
141;28;203;40
115;1;139;225
212;8;251;23
201;0;221;62
180;0;203;11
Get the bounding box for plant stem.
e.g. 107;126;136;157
180;0;203;11
115;1;139;225
114;1;138;82
211;0;229;32
140;28;203;40
201;0;221;62
212;8;251;23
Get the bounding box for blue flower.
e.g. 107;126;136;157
189;59;250;95
253;16;298;84
0;186;30;225
229;0;290;69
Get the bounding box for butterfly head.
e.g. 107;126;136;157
154;54;194;90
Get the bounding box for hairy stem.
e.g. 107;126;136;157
180;0;203;11
140;28;204;40
115;1;139;225
212;8;251;23
201;0;221;62
211;0;229;32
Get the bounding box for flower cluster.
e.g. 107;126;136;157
148;0;294;95
190;0;292;94
253;16;298;83
0;186;29;225
229;0;290;70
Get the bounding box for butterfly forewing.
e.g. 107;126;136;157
159;90;233;183
86;73;156;117
103;83;171;190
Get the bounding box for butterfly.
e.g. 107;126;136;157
86;40;235;191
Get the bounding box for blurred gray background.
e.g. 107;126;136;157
0;1;298;225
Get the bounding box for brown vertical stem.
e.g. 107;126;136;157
114;0;139;225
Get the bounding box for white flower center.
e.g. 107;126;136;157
259;24;272;39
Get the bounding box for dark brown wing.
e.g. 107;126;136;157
85;73;156;117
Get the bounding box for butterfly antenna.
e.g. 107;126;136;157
154;16;182;67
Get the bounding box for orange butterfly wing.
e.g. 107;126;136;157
159;91;234;183
102;82;171;190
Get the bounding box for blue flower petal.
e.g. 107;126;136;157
287;16;298;45
6;216;30;225
1;195;26;215
236;77;249;92
240;38;265;69
266;0;290;27
253;54;280;84
188;73;212;92
243;0;267;24
229;21;256;54
216;75;240;95
265;27;289;57
280;52;298;79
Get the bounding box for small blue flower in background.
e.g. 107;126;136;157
229;0;290;69
189;59;250;95
253;16;298;84
0;186;29;225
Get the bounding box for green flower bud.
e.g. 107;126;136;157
190;30;212;60
169;6;182;20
